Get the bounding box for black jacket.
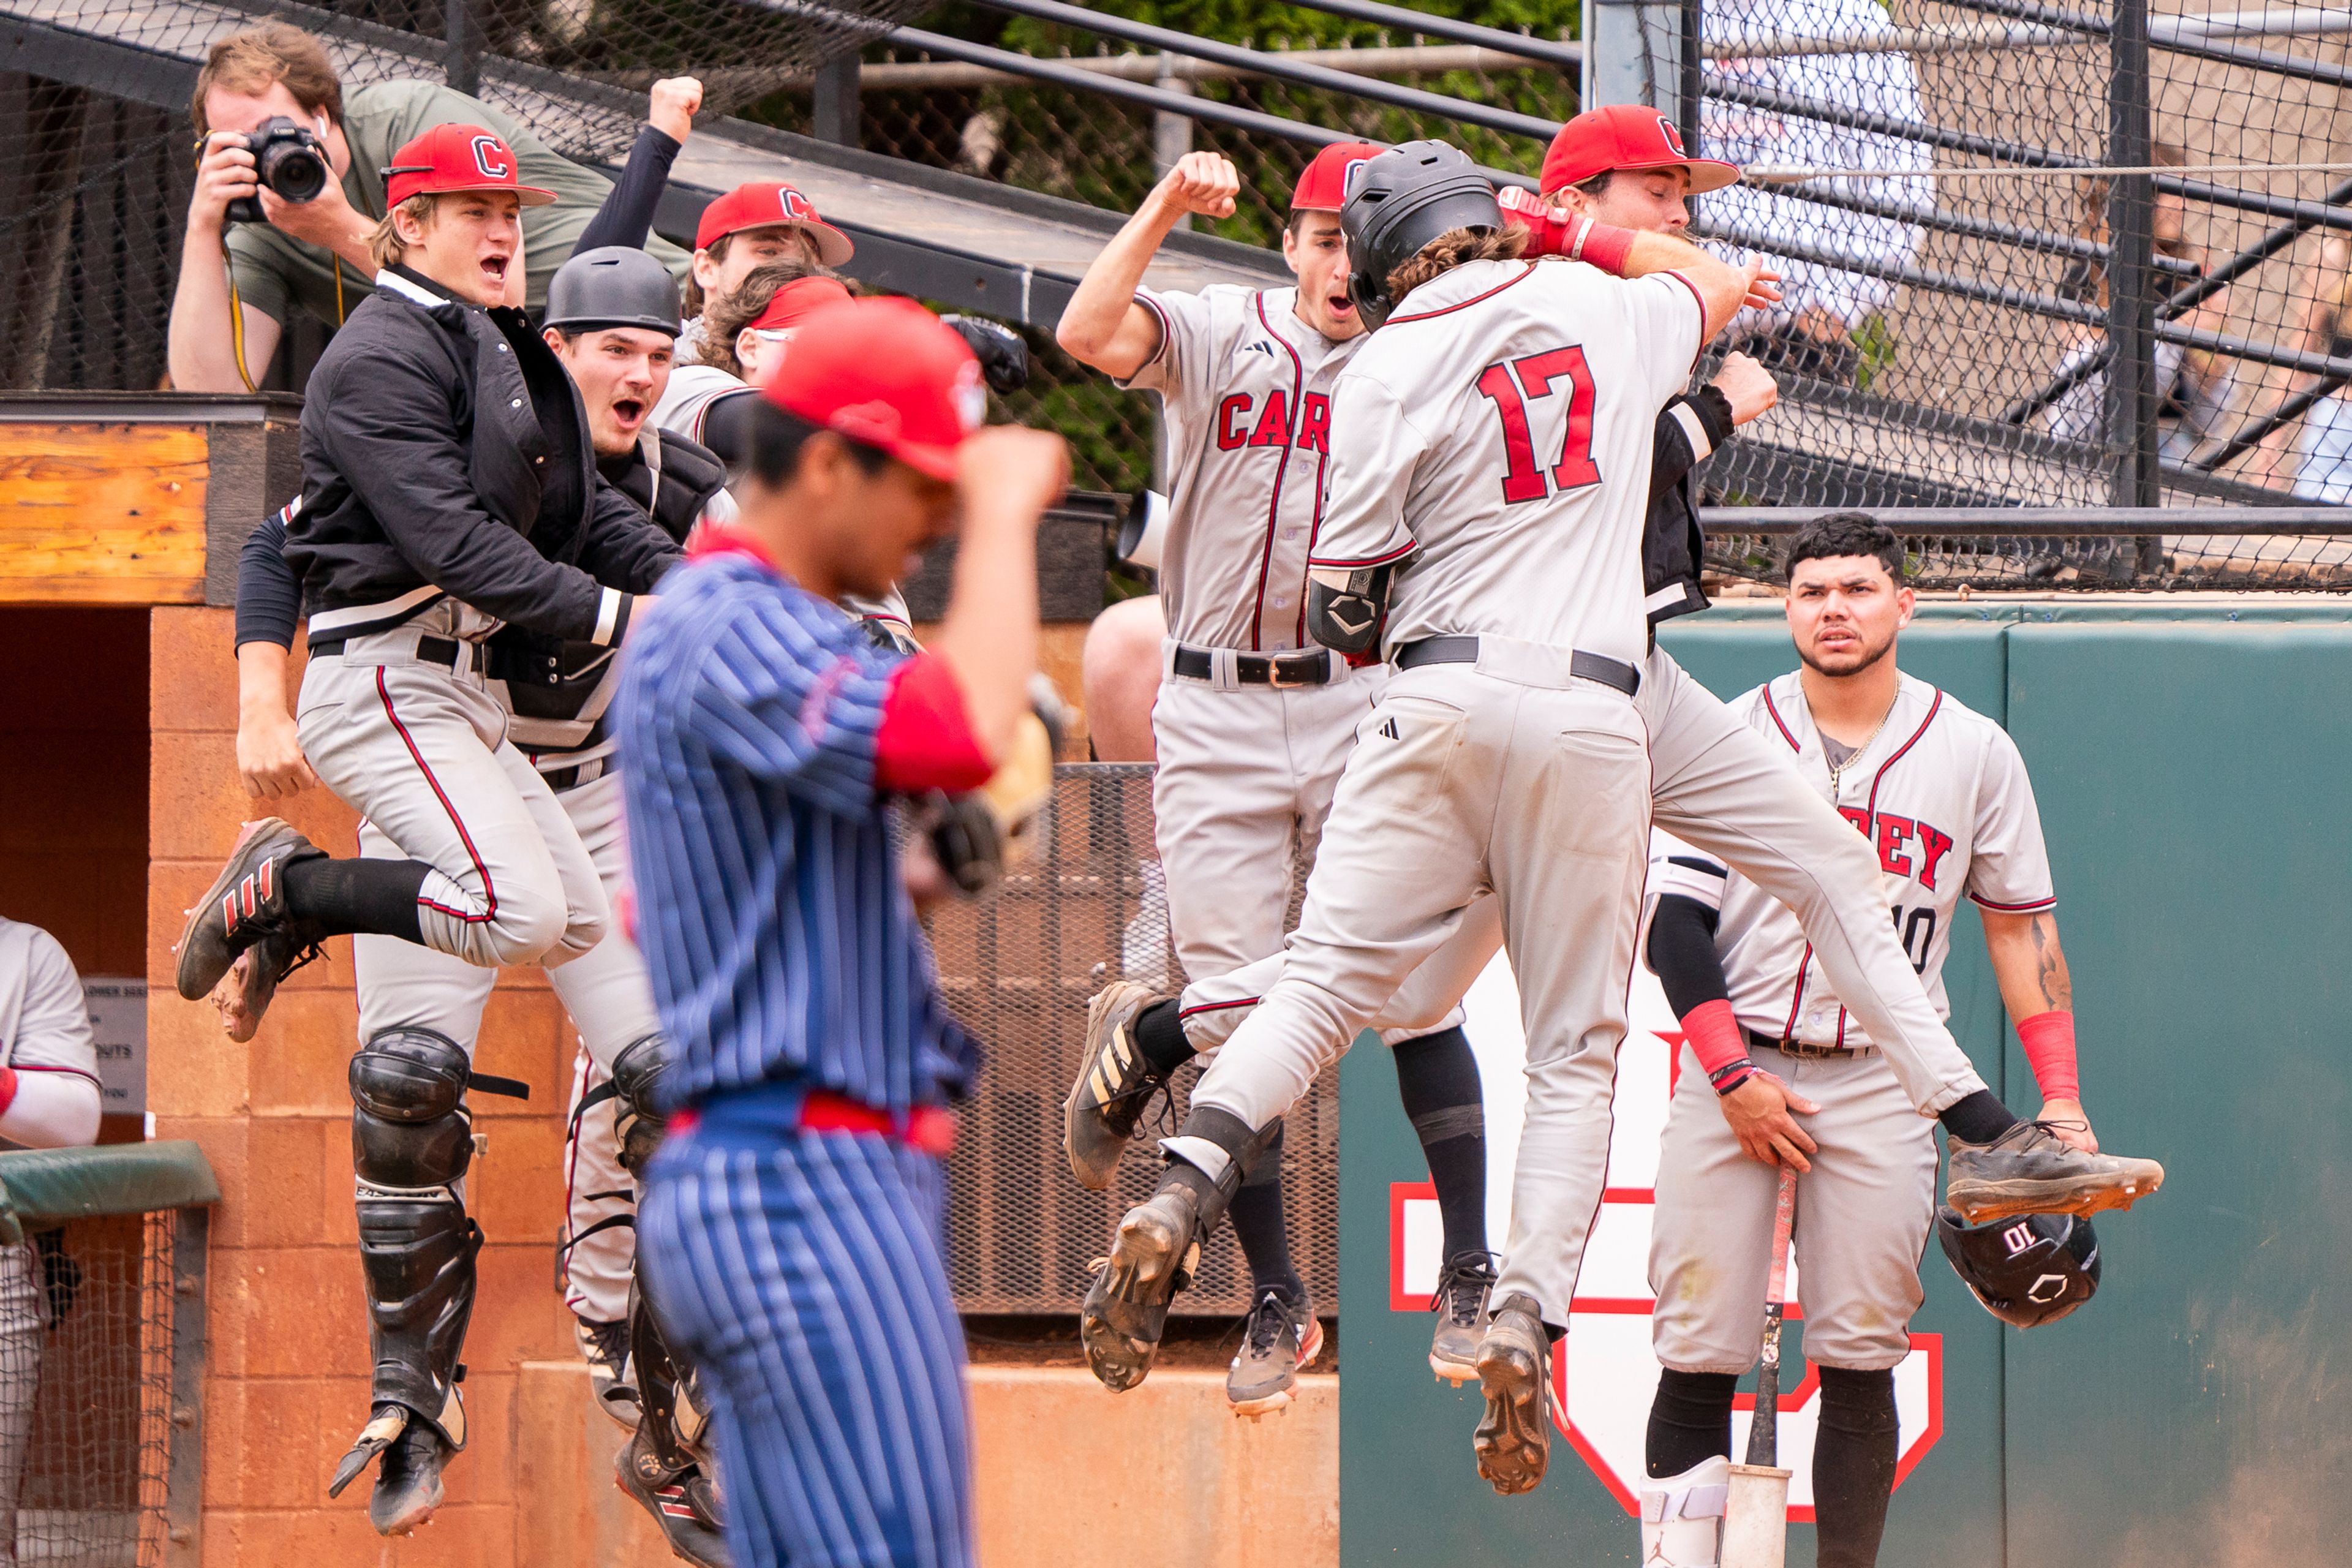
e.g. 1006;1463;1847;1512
286;267;680;649
1643;384;1736;631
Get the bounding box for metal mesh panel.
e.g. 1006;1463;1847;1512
930;764;1336;1320
0;1213;176;1567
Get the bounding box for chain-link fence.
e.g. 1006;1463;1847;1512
929;764;1336;1320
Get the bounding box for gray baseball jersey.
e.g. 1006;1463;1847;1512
1310;259;1703;668
1125;284;1366;652
1648;671;2053;1372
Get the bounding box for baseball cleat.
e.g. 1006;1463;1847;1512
1472;1295;1555;1497
616;1425;729;1567
575;1315;639;1430
1063;981;1175;1190
328;1403;451;1537
1227;1291;1324;1420
1078;1187;1204;1392
175;818;325;1006
1429;1251;1498;1385
1945;1120;2166;1226
205;927;324;1042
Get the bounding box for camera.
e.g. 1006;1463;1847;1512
224;116;330;224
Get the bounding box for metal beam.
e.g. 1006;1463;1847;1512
858;42;1537;90
1281;0;1584;72
0;15;194;111
1704;506;2352;532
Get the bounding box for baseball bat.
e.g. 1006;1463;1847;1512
1721;1164;1799;1568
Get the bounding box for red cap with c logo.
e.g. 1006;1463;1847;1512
383;123;557;207
761;297;984;481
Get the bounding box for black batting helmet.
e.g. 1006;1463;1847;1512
1341;140;1502;331
1935;1206;2101;1329
544;246;681;337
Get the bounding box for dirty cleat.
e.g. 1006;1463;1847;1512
1472;1295;1555;1497
326;1404;451;1536
1946;1121;2166;1226
206;927;324;1042
1079;1186;1205;1392
1064;981;1176;1191
175;818;325;1006
1227;1291;1324;1419
576;1315;639;1429
616;1425;730;1567
1429;1251;1498;1385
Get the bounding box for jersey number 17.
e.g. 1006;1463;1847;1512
1474;346;1602;505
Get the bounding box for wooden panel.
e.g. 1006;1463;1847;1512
0;424;208;603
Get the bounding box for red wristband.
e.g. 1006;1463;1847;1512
2016;1010;2079;1103
1570;219;1637;277
1681;999;1747;1076
0;1066;18;1117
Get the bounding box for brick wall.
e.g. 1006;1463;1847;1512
147;607;1100;1562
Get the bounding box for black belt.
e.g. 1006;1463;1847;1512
1748;1028;1871;1060
1169;646;1334;687
1393;636;1641;696
312;634;459;668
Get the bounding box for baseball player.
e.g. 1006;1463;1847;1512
677;179;854;364
171;124;682;1534
1635;512;2161;1568
1129;111;2166;1408
0;918;102;1568
618;296;1066;1568
222;244;728;1556
1077;140;1770;1490
1056;141;1506;1414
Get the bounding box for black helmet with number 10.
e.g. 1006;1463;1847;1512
1935;1206;2101;1329
1341;140;1503;333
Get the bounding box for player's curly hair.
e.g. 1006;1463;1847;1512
1385;224;1529;303
1787;511;1908;584
700;258;838;378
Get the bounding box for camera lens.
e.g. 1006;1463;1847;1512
260;138;329;205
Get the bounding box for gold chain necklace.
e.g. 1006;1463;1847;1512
1823;699;1898;799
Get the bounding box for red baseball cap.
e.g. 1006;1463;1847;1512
383;123;556;208
763;297;983;481
750;275;855;335
695;181;855;266
1540;105;1740;197
1290;140;1387;212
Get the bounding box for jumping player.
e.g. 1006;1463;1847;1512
1077;141;1770;1488
619;297;1067;1568
171;124;681;1531
1127;111;2166;1410
1635;512;2160;1567
1054;141;1501;1415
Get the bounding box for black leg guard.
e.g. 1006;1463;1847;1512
620;1270;729;1564
609;1033;671;1180
331;1028;480;1531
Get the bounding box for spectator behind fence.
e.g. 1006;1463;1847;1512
2278;244;2352;502
2040;142;2236;463
1699;0;1932;384
167;20;690;393
0;918;102;1568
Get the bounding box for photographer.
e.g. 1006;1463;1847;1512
167;21;692;391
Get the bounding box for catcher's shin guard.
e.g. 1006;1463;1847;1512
630;1275;714;1472
1079;1107;1276;1392
609;1033;672;1180
330;1030;481;1530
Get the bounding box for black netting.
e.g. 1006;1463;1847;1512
0;1213;177;1566
930;765;1336;1320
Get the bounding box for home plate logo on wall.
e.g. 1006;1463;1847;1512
1390;956;1944;1519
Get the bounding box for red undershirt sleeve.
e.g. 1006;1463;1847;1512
874;652;994;795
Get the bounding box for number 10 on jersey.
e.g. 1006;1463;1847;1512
1475;345;1602;505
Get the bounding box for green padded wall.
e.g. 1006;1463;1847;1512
1340;599;2352;1566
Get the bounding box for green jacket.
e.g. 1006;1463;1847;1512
224;78;688;327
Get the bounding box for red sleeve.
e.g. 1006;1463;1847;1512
875;653;993;795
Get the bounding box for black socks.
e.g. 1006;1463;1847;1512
1133;998;1197;1077
282;856;429;946
1645;1368;1736;1477
1814;1366;1899;1568
1392;1025;1488;1263
1228;1120;1306;1311
1937;1088;2021;1145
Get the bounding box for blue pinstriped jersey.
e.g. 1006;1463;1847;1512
615;547;979;1113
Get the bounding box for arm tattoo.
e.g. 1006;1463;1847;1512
2029;913;2072;1012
